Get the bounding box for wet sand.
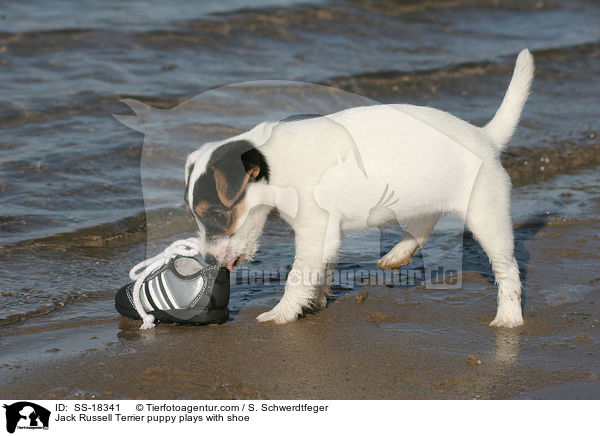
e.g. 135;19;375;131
1;220;598;400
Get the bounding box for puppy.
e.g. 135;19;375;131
185;49;534;328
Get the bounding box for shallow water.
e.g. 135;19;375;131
1;0;600;329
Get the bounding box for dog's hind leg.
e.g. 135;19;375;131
464;170;523;328
377;214;440;271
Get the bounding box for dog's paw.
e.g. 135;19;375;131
491;294;523;328
377;239;418;271
377;251;412;271
256;304;299;324
490;313;524;328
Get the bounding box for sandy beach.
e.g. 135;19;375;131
1;219;598;400
1;0;600;402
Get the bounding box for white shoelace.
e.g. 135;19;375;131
129;237;204;329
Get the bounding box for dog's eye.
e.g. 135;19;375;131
206;208;227;223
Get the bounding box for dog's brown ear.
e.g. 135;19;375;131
208;140;268;208
211;164;260;208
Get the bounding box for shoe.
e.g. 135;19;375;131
115;238;230;328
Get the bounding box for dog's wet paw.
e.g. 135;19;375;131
489;314;524;328
377;253;412;271
256;305;299;324
491;295;523;328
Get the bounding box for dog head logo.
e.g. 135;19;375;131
3;402;50;433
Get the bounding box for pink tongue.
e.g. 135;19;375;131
227;259;236;272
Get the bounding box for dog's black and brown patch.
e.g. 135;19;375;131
187;140;269;237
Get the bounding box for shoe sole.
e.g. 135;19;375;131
115;293;229;326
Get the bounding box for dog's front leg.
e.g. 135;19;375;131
257;217;341;324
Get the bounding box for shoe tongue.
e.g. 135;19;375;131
173;256;205;276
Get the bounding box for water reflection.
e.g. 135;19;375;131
493;327;520;364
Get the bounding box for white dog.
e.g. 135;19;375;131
185;49;534;328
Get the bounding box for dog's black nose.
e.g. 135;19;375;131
204;253;218;265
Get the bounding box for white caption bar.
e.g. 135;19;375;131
0;399;596;435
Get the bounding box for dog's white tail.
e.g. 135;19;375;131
484;49;534;150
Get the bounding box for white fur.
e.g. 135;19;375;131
188;49;534;328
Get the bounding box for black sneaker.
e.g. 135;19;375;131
116;252;230;328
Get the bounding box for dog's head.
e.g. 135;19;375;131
185;139;270;270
